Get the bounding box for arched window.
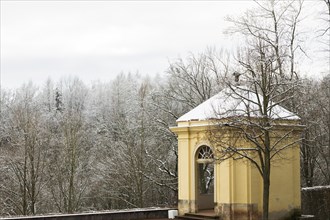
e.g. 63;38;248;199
197;145;214;159
196;145;214;194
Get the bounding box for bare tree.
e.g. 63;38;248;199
166;48;229;110
0;83;49;215
46;78;91;214
313;75;330;185
292;75;330;187
295;79;320;187
317;0;330;55
208;1;305;219
142;49;230;205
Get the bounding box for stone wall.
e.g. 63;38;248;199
0;208;170;220
301;186;330;220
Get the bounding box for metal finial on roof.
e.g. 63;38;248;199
233;72;241;83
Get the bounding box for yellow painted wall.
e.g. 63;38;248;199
171;119;302;219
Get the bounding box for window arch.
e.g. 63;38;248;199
197;145;214;160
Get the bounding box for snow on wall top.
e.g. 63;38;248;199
176;86;300;122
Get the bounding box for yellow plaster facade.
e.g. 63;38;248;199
170;119;303;220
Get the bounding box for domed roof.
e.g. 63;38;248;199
177;86;300;122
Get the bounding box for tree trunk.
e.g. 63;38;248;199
23;140;28;215
262;165;270;220
263;130;271;220
68;141;76;214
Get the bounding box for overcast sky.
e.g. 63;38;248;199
0;1;327;89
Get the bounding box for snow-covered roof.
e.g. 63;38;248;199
177;87;300;122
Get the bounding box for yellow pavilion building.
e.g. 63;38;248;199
170;87;303;220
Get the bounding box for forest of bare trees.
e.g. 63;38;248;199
0;61;328;217
0;0;329;218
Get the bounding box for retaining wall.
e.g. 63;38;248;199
0;208;170;220
301;186;330;220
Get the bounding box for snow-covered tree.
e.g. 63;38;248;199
208;1;305;219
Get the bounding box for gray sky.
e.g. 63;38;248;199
0;1;327;89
